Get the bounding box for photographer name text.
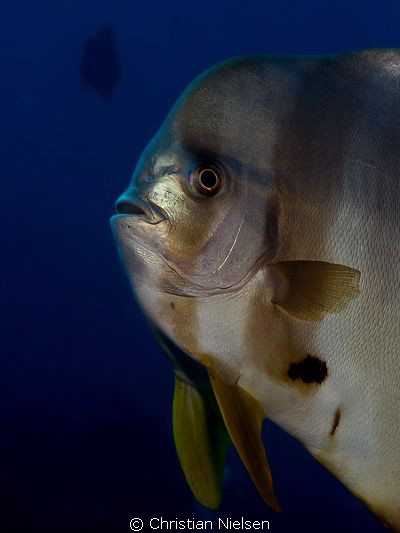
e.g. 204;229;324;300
129;517;270;531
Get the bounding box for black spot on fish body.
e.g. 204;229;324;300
288;355;328;384
80;25;120;101
330;408;341;436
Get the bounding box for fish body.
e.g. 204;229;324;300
111;49;400;529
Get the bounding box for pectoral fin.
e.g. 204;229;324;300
173;376;230;510
271;260;360;321
206;367;281;512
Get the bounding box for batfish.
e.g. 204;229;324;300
111;49;400;530
80;25;119;101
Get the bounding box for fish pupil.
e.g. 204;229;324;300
199;169;218;190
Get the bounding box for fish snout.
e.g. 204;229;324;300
115;190;167;224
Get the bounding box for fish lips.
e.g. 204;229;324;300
115;191;168;224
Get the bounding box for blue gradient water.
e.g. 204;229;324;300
1;1;398;531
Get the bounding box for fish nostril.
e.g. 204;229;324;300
116;201;146;216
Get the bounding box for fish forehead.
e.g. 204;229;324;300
168;56;307;171
159;50;400;174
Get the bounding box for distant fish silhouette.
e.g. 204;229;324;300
80;25;119;101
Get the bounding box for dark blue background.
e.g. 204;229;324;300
1;1;397;531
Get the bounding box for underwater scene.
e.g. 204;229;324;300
2;1;400;531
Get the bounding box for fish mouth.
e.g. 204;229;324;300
115;193;167;225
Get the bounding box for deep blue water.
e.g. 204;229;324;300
1;1;398;531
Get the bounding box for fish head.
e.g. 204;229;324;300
110;60;288;513
111;59;282;307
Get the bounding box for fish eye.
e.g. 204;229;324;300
187;163;224;197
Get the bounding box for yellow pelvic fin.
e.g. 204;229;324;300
207;367;281;512
173;376;230;510
271;260;360;321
